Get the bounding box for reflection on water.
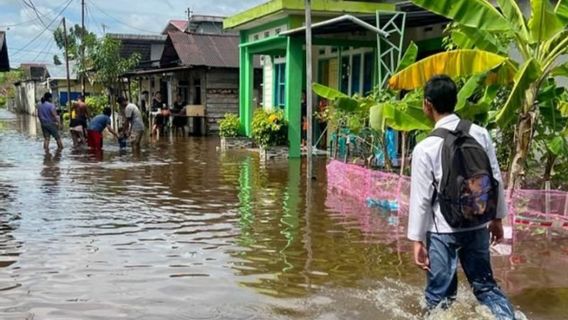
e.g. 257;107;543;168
0;109;566;319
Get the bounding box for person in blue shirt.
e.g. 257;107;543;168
87;107;118;150
37;92;63;151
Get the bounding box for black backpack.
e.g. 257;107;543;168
429;119;498;228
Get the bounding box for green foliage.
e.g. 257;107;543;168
251;109;288;147
409;0;568;188
53;24;97;81
91;36;140;90
85;95;108;116
412;0;510;31
219;113;241;137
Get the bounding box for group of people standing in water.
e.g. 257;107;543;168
36;92;144;152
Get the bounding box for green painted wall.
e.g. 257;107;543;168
225;0;394;30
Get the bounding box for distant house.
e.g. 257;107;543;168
0;31;9;72
13;64;49;115
123;15;253;134
45;62;103;106
161;19;188;35
107;33;167;70
127;31;259;133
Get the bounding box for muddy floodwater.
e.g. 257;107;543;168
0;109;567;320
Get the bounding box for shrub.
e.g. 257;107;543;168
251;108;288;147
219;113;240;137
85;95;108;116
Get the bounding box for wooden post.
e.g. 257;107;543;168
62;17;72;123
81;0;86;96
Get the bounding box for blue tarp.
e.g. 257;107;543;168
59;91;82;107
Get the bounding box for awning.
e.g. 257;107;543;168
281;14;390;38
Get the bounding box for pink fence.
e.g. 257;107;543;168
327;160;568;229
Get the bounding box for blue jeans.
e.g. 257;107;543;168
426;228;515;320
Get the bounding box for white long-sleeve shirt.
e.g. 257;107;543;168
406;114;507;242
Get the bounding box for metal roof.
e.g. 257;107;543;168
281;4;447;38
0;32;9;71
46;62;78;80
281;14;389;37
162;32;240;68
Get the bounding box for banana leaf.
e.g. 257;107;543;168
528;0;565;44
395;42;418;73
552;63;568;78
388;50;513;90
555;0;568;24
451;26;506;54
456;73;486;111
312;83;347;100
411;0;509;31
369;104;386;133
495;58;540;128
370;101;433;133
496;0;530;43
458;85;499;120
547;136;568;157
335;96;359;113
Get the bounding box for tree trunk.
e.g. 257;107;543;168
543;152;556;185
507;86;538;194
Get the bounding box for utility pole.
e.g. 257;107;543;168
62;17;72;123
81;0;85;96
305;0;313;180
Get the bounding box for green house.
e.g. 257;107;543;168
224;0;447;157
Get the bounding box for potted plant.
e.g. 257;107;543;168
251;108;289;160
219;113;252;150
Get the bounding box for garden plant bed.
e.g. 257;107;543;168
220;137;254;150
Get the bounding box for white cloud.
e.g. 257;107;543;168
5;0;266;66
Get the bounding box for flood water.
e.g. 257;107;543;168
0;109;567;320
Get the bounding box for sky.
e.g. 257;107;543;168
0;0;265;67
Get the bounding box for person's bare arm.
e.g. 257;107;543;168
106;125;118;138
51;107;60;127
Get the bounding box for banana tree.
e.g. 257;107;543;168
390;0;568;192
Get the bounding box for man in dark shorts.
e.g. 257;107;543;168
87;107;118;150
172;94;187;136
37;92;63;151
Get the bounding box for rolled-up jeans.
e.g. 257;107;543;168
425;228;515;320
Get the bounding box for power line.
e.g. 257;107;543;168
87;0;161;35
0;0;69;28
11;0;73;57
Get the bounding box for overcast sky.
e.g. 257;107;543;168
0;0;265;67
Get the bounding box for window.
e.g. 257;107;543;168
274;63;286;108
264;31;270;38
254;34;259;41
351;54;361;94
275;28;281;34
363;52;374;94
339;50;374;95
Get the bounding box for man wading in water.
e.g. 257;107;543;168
407;75;515;319
37;92;64;151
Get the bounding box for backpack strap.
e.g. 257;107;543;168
429;127;451;139
456;119;472;134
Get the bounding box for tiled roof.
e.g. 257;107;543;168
162;32;239;68
165;20;188;33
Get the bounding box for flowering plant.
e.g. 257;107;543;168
251;108;288;147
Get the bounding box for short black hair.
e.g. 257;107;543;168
117;96;127;104
424;75;457;114
103;107;112;116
